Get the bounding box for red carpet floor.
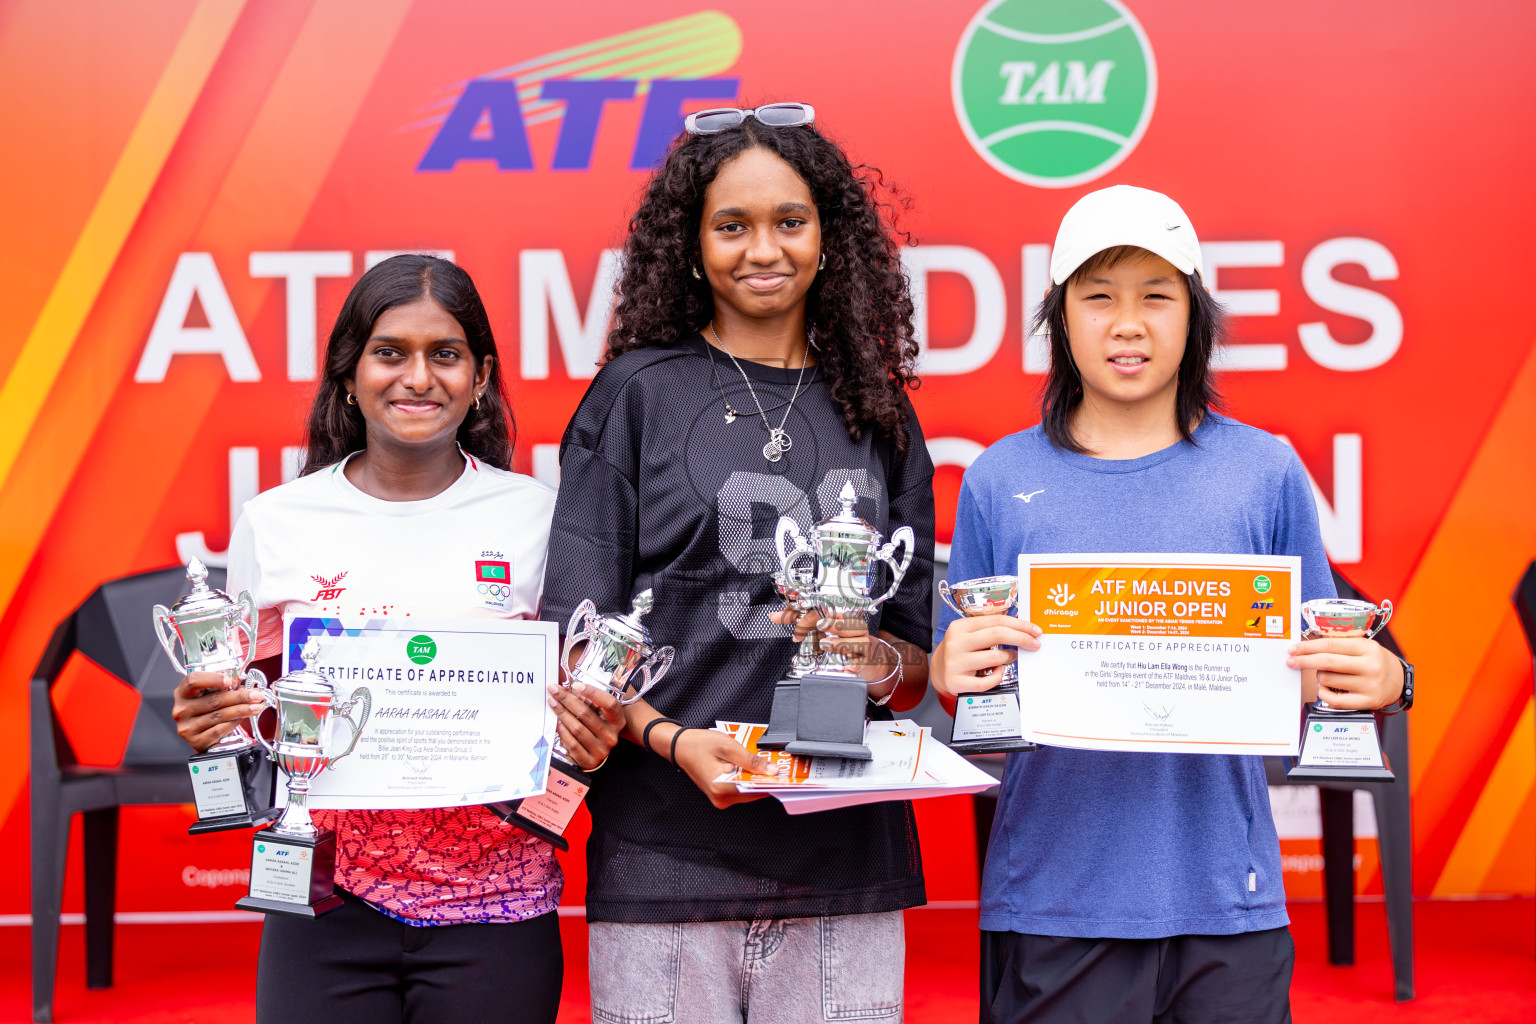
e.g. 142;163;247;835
2;899;1532;1023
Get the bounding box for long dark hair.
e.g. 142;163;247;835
606;117;920;452
1031;245;1225;454
301;255;514;473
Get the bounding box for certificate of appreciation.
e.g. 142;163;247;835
1018;553;1302;756
280;615;558;809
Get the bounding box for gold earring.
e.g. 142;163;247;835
346;392;357;406
474;392;482;411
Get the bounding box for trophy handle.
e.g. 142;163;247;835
869;526;916;609
151;604;187;675
329;686;373;765
251;687;279;759
1369;598;1394;637
560;599;599;683
938;580;962;617
774;517;817;584
234;591;259;675
623;645;674;705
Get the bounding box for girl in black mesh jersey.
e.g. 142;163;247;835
539;105;937;1023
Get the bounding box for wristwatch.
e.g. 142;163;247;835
1382;655;1414;713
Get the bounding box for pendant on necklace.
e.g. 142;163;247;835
763;441;783;463
763;428;792;462
724;404;738;424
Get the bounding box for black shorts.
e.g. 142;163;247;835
980;927;1294;1024
255;890;563;1024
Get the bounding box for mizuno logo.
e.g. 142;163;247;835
1015;489;1045;503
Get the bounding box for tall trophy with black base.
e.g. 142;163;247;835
236;640;372;917
758;568;820;751
1287;598;1396;782
151;557;277;834
491;590;674;849
941;575;1037;755
774;481;915;760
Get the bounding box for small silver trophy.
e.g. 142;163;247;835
494;590;674;847
1287;598;1396;782
773;481;915;760
940;575;1037;755
236;639;371;917
151;558;277;834
758;568;820;751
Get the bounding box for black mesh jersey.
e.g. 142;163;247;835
540;333;935;923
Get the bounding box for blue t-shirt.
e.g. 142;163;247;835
937;413;1335;939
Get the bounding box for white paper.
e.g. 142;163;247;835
278;615;557;809
1018;553;1303;756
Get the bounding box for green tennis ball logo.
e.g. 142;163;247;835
953;0;1156;188
407;635;437;665
1253;575;1272;595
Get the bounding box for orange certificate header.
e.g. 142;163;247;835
1027;561;1294;641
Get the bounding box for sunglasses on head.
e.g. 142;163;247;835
683;102;816;135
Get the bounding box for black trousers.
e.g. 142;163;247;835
980;927;1294;1024
256;890;563;1024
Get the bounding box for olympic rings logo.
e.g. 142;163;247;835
478;582;512;599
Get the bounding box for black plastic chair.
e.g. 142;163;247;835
1514;561;1536;963
29;565;270;1023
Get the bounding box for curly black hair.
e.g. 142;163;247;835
605;118;920;452
301;254;515;474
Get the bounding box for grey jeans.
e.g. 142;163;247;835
588;911;905;1024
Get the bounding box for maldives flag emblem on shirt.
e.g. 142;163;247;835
476;560;511;583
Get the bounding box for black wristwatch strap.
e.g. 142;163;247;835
1383;655;1414;713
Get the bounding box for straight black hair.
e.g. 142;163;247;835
301;254;514;474
1030;245;1225;454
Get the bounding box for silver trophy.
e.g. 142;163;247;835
773;481;915;759
151;558;276;833
1288;598;1395;782
758;567;820;751
940;575;1036;754
495;590;674;847
237;639;371;917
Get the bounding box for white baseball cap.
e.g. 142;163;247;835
1049;185;1204;285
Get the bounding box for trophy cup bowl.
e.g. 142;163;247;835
771;480;914;760
238;639;371;917
1287;597;1396;783
494;589;673;849
150;558;276;834
940;575;1036;755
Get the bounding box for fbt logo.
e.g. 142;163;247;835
419;78;739;172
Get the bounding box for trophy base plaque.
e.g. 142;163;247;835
187;746;278;835
785;672;871;760
758;680;800;751
235;827;343;918
948;683;1038;756
488;760;592;852
1286;710;1395;782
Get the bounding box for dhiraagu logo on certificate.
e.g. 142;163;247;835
952;0;1156;188
1028;561;1293;640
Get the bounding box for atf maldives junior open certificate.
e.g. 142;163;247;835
280;615;557;809
1017;553;1302;756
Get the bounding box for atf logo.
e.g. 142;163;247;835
952;0;1156;188
1251;601;1274;610
418;12;742;173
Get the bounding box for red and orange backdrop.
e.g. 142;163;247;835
2;0;1532;919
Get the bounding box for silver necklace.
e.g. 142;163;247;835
709;322;809;463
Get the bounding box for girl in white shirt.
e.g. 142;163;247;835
171;255;621;1023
